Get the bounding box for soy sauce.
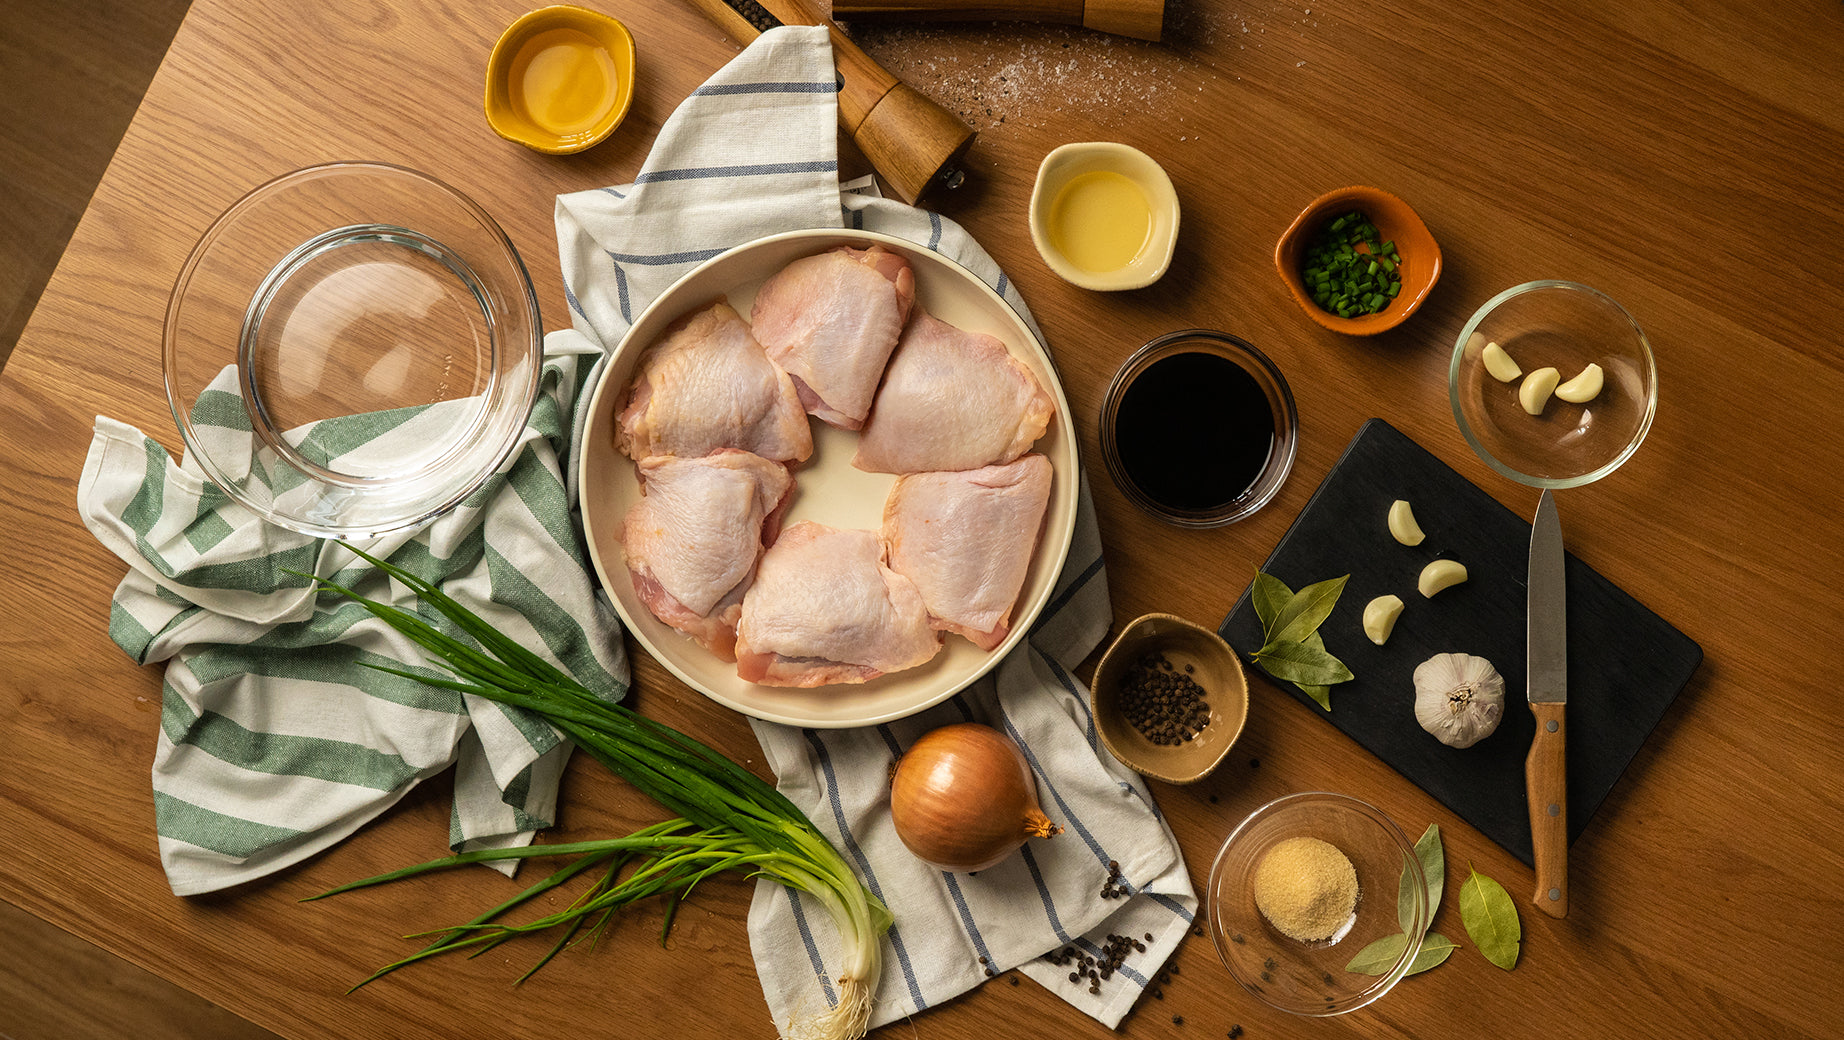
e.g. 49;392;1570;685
1113;351;1274;512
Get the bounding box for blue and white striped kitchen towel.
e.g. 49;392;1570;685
554;25;1196;1031
77;301;626;896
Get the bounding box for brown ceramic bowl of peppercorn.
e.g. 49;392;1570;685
1090;613;1249;784
1275;185;1442;336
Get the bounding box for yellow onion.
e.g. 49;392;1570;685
889;722;1060;872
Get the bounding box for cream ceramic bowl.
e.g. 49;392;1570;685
576;229;1079;729
1029;142;1180;291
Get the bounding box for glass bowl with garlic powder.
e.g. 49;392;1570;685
1207;791;1429;1016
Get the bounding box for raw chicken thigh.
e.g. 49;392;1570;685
749;244;916;430
622;450;794;661
617;300;813;463
853;308;1054;474
735;522;942;687
882;455;1054;651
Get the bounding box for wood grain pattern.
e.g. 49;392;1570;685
2;1;1843;1039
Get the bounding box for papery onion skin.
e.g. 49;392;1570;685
889;722;1058;872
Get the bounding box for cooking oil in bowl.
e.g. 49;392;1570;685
1029;142;1179;291
1048;170;1153;273
509;27;620;137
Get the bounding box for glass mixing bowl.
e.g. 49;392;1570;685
1207;791;1429;1016
163;161;542;539
1449;280;1656;489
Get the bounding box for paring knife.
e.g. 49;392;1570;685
1526;489;1569;918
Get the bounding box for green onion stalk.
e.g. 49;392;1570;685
297;548;890;1040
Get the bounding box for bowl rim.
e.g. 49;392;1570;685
1447;278;1658;489
1099;329;1298;527
1028;141;1180;291
1273;185;1441;336
1207;790;1430;1016
161;160;543;539
1089;611;1249;784
484;4;637;155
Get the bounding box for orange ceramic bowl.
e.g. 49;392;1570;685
1275;186;1441;336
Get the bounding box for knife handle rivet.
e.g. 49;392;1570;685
1548;888;1562;901
1547;803;1561;817
1546;720;1558;732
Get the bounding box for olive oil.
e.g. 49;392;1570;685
1113;351;1274;511
1047;170;1153;273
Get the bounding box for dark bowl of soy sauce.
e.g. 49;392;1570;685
1101;330;1298;527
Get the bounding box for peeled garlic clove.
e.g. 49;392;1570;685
1418;559;1468;598
1519;367;1561;415
1482;341;1523;382
1414;652;1506;748
1363;594;1405;645
1388;499;1425;546
1555;363;1604;403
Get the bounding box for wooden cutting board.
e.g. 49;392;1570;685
1218;418;1702;865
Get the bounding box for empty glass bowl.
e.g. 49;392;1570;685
1449;280;1656;488
163;162;542;538
1207;791;1429;1016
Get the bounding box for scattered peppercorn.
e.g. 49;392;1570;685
1119;651;1212;745
1173;1015;1185;1025
1228;1027;1244;1039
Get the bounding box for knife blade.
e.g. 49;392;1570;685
1526;489;1569;918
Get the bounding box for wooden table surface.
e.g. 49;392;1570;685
4;1;1842;1037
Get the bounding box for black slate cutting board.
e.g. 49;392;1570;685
1219;418;1702;865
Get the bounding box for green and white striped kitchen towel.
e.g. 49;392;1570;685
77;314;626;897
554;26;1196;1031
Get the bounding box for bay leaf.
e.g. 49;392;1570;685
1251;571;1294;636
1402;824;1444;933
1347;932;1460;977
1296;682;1332;711
1343;933;1407;975
1268;575;1350;647
1404;933;1459;975
1460;867;1522;970
1252;639;1355;686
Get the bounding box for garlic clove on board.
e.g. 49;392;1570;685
1413;652;1506;748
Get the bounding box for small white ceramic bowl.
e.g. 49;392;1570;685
1029;142;1179;291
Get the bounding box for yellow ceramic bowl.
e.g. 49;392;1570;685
1029;142;1180;291
485;5;636;155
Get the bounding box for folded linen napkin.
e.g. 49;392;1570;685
555;26;1197;1032
77;320;626;896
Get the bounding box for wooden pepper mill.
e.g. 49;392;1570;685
684;0;978;204
829;0;1166;42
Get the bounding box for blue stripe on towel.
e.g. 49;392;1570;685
995;701;1111;869
806;730;929;1012
784;888;839;1005
636;160;838;185
1033;554;1105;633
693;80;840;96
1019;843;1074;942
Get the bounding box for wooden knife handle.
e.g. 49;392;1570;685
1526;701;1569;918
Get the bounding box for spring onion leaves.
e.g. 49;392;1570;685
294;547;889;1040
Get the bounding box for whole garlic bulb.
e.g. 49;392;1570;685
1414;653;1506;748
